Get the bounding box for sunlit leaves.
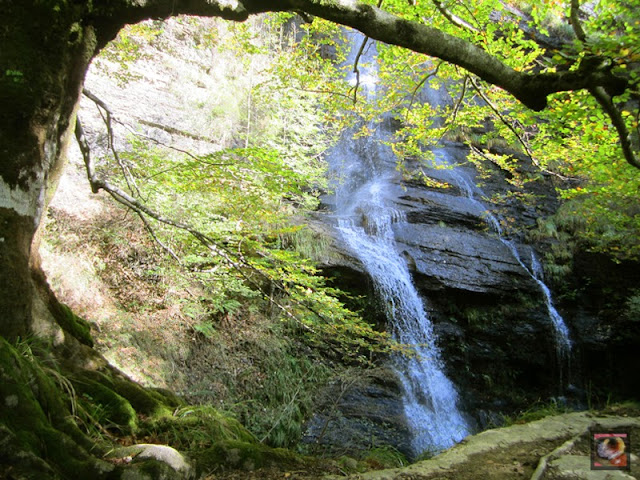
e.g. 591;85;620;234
355;0;639;259
98;14;401;359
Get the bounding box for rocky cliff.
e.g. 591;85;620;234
303;131;640;459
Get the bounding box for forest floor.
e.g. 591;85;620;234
197;409;640;480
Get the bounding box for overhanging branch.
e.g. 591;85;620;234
590;86;640;169
568;0;639;169
469;76;571;180
92;1;637;169
74;110;388;350
93;0;628;112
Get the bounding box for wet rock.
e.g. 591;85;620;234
338;412;640;480
394;222;536;295
301;368;413;459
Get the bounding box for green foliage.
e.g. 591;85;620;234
194;439;304;475
624;292;640;321
233;351;329;448
356;0;640;261
139;405;257;451
503;399;572;426
96;15;394;365
96;20;163;85
361;446;408;469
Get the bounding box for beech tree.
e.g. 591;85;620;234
1;0;637;342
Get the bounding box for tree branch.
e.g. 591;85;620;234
590;86;640;169
432;0;478;33
569;0;587;43
568;1;640;169
350;35;370;104
407;61;443;114
469;76;571;180
74;112;386;350
84;89;142;198
91;0;628;113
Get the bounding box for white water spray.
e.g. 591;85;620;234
326;32;471;457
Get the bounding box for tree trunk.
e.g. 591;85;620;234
0;3;99;341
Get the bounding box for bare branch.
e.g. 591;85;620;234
406;61;443;114
432;0;479;32
434;73;468;143
73;113;355;341
569;0;587;43
567;2;640;169
448;75;468;128
350;35;370;104
136;211;182;263
83;89;142;198
84;89;205;163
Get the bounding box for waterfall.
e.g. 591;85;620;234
322;32;470;456
430;149;572;381
328;124;470;457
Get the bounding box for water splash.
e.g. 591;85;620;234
324;32;469;457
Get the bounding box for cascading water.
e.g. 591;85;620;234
326;33;470;457
430;149;572;382
329;126;470;457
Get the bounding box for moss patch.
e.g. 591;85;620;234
71;367;178;435
139;405;256;452
55;303;94;347
0;338;112;478
195;440;304;476
73;375;138;434
361;446;408;470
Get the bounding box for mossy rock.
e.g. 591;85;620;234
139;406;256;452
55;303;94;347
194;440;304;475
116;459;185;480
108;444;193;479
0;338;113;478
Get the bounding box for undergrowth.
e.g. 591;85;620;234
502;399;572;426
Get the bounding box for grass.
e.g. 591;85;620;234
503;399;572;426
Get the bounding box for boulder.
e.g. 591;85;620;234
109;444;194;479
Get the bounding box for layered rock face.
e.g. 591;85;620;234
303;140;574;458
305;127;640;458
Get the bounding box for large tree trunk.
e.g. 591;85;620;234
0;2;99;341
